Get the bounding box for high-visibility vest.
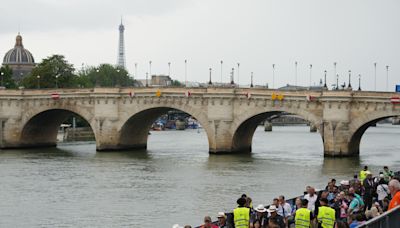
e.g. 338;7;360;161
295;208;311;227
233;207;250;228
359;170;368;183
317;206;335;228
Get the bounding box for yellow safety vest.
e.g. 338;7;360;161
233;207;250;228
295;208;311;227
359;170;368;183
317;206;335;228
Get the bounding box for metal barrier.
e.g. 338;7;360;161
358;206;400;228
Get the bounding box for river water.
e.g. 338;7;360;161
0;125;399;227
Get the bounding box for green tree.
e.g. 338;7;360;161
22;55;77;89
83;64;133;87
0;65;17;89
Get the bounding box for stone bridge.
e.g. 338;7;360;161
0;87;399;157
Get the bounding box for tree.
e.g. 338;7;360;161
82;64;134;87
22;55;78;89
0;65;17;89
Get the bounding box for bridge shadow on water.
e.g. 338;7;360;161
321;156;361;176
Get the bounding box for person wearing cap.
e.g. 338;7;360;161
250;204;267;228
216;212;228;228
266;205;285;228
359;166;369;184
233;197;250;228
363;171;375;210
295;199;313;228
200;216;218;228
317;198;335;228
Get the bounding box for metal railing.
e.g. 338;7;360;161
358;206;400;228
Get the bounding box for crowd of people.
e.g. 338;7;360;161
173;165;400;228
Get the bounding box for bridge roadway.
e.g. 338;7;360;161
0;87;399;157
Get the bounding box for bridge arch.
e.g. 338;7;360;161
231;107;322;153
20;108;96;148
113;104;213;151
348;112;400;155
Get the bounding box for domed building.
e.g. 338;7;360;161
2;33;35;81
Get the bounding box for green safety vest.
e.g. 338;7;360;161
317;206;335;228
295;207;311;227
233;207;250;228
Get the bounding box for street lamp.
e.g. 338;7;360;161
374;62;377;91
237;63;240;86
146;72;149;87
358;74;362;91
37;75;41;89
55;74;60;88
184;59;187;87
0;72;4;87
250;72;254;88
348;70;352;89
134;63;138;79
230;68;235;85
149;61;152;78
220;60;223;84
208;68;212;85
272;64;275;89
96;69;100;87
324;70;327;89
309;64;313;87
168;62;171;77
386;65;389;91
295;61;298;86
334;62;337;88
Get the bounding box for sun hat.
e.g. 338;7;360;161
266;205;277;213
217;212;226;218
255;204;267;213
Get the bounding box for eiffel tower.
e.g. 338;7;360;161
117;18;126;68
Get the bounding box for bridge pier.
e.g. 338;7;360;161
264;121;272;132
309;123;317;132
322;121;357;157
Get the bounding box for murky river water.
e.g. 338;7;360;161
0;125;399;227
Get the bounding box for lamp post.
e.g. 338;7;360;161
184;59;187;87
168;62;171;77
230;68;235;85
146;72;149;87
358;74;362;91
348;70;352;89
272;64;275;89
37;75;41;89
309;64;312;87
149;61;152;78
334;62;337;88
295;61;298;86
374;62;377;91
0;72;4;87
324;70;327;89
250;72;254;88
208;68;212;85
55;74;60;88
220;60;223;84
237;62;240;87
96;69;99;87
134;62;138;80
386;65;389;91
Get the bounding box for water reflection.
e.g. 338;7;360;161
321;157;361;176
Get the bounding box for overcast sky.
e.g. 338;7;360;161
0;0;399;90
